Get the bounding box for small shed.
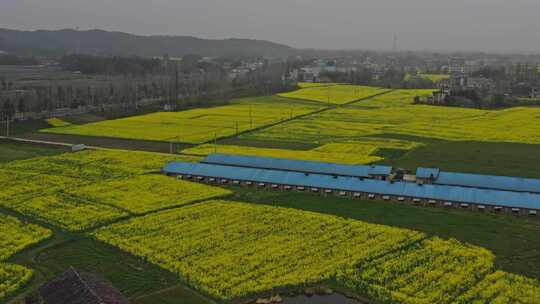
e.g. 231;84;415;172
416;167;440;184
26;267;129;304
71;144;87;152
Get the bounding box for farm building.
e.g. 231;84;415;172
202;153;393;180
26;267;130;304
163;161;540;215
416;167;540;194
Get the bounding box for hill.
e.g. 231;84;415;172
0;28;296;58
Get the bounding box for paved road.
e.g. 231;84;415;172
0;136;100;149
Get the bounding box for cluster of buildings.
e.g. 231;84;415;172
439;59;538;99
291;59;358;82
164;154;540;216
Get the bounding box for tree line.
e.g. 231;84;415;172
0;55;296;119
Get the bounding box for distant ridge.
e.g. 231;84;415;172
0;28;296;58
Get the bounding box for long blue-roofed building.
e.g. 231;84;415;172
163;155;540;215
416;167;540;194
202;153;393;179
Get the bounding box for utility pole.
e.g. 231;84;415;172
249;104;253;129
327;86;330;107
214;133;217;153
174;63;179;109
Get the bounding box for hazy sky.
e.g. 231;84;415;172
1;0;540;52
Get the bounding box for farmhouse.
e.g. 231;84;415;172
163;155;540;216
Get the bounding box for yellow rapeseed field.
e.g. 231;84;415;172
0;214;51;301
337;237;496;304
42;97;323;143
0;264;33;300
184;138;419;164
0;214;52;261
183;143;381;164
279;84;389;104
0;150;227;231
247;89;540;145
68;175;231;214
46;117;71;127
454;271;540;304
92;200;424;300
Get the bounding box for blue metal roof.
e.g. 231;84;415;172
433;172;540;194
416;167;440;180
202;153;392;178
163;162;540;210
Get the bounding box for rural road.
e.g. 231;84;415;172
0;136;101;150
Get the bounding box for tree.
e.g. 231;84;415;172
2;99;15;118
18;98;26;113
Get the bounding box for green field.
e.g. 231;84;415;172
375;135;540;178
41;96;324;144
0;141;65;164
